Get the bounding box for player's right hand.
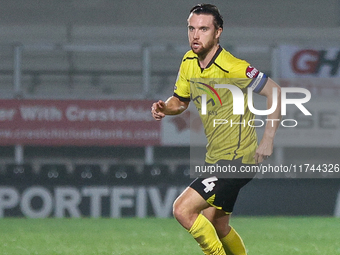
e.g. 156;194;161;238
151;100;166;121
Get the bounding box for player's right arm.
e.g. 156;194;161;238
151;96;189;121
152;52;191;121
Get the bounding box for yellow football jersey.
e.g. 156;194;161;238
173;46;268;164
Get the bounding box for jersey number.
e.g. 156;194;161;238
202;176;218;193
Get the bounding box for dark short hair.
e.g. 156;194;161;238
189;3;223;29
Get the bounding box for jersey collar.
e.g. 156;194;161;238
199;45;223;72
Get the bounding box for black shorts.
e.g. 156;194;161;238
189;159;255;213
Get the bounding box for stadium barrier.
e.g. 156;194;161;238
0;163;339;218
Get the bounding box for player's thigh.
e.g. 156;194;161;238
173;187;210;229
173;186;210;216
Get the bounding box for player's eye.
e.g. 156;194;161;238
201;27;208;32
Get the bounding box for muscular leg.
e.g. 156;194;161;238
173;187;226;255
203;207;247;255
203;207;231;238
173;187;209;229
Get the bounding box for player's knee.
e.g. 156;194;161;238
172;198;185;221
173;198;193;229
174;199;204;230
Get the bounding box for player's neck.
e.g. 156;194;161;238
198;44;220;69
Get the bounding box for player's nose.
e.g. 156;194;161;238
193;30;200;39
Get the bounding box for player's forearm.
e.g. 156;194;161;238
263;87;281;140
163;96;188;115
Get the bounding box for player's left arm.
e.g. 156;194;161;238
255;78;282;164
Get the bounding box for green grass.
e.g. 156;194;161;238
0;217;339;255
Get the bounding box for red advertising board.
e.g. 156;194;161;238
0;99;160;146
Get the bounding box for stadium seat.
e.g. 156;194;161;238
38;164;70;185
141;164;172;186
5;164;34;185
106;164;141;185
73;164;103;185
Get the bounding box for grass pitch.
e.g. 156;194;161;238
0;217;339;255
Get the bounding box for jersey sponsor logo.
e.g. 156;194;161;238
246;66;259;79
194;81;222;106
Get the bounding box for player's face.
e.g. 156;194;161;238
187;13;222;57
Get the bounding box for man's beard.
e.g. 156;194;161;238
191;39;216;59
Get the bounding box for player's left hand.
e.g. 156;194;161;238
254;137;273;164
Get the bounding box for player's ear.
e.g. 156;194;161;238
215;27;222;39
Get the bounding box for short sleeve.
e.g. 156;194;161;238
230;59;268;93
173;65;190;101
